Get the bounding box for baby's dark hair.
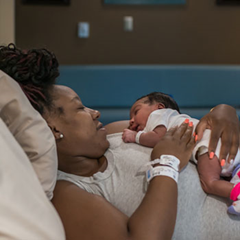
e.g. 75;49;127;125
0;43;59;115
137;92;180;113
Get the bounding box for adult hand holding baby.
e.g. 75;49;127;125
195;104;239;163
151;121;196;171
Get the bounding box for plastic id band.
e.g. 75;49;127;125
135;131;144;144
146;166;179;183
150;155;180;172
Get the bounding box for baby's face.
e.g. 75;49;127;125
129;98;159;131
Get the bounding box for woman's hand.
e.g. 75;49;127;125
151;121;195;170
195;104;239;162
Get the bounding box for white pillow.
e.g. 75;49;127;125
0;118;65;239
0;70;58;200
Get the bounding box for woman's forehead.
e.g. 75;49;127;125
53;85;81;100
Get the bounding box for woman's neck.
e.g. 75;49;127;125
58;155;108;177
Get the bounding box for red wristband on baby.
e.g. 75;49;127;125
230;182;240;201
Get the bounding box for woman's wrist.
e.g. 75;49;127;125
146;165;179;183
146;155;180;184
150;155;180;171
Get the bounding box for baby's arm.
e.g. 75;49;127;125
122;125;167;147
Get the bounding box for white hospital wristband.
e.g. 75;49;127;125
197;146;208;158
135;131;144;144
146;166;179;183
150;155;180;172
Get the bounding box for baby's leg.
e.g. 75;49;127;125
197;153;233;198
228;164;240;215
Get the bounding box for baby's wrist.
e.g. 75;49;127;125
135;131;144;144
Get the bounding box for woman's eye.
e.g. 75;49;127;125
78;106;85;110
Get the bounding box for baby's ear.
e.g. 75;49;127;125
158;103;165;109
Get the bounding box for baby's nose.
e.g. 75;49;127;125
129;118;134;129
129;121;137;131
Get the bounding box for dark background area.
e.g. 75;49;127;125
15;0;240;65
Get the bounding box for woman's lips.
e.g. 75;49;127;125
97;123;103;130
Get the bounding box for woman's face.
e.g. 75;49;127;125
50;85;109;159
129;98;159;131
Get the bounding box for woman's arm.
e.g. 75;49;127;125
53;176;177;240
105;120;129;134
195;104;239;162
52;122;195;240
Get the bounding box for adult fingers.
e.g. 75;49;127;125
188;131;196;150
207;127;222;159
194;117;209;142
220;130;239;163
181;122;195;146
178;123;195;170
164;126;178;137
170;120;190;139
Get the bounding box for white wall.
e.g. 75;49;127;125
0;0;15;45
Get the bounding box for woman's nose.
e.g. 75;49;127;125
91;109;100;119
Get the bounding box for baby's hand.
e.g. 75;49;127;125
122;129;137;143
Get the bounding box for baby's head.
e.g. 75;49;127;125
129;92;180;131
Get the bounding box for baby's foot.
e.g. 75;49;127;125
227;200;240;216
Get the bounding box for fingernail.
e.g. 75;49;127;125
193;132;196;136
230;159;234;165
189;122;193;127
195;135;198;142
221;159;226;167
209;152;214;159
184;119;189;123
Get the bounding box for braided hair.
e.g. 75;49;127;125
137;92;180;113
0;43;59;115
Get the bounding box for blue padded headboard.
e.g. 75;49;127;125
58;65;240;125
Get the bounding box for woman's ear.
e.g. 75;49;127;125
52;127;64;141
46;119;63;141
158;103;165;109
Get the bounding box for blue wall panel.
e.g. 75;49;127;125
58;65;240;124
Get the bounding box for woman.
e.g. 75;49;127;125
49;85;240;240
1;44;239;240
